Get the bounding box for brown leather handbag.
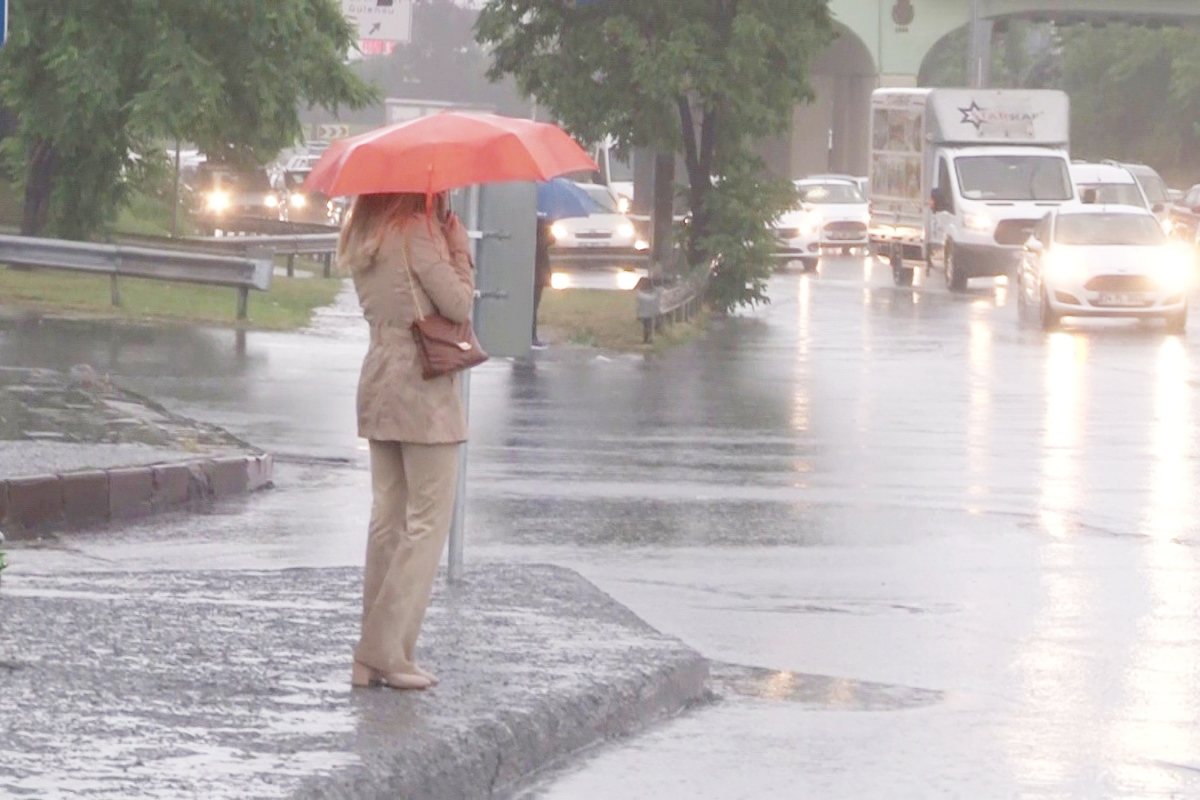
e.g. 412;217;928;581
401;236;489;380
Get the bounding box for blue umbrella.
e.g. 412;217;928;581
537;178;599;221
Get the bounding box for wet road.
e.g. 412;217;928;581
5;255;1200;798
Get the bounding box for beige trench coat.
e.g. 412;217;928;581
351;216;475;444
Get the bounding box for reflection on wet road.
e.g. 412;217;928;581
5;256;1200;797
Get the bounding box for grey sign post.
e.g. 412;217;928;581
447;182;537;583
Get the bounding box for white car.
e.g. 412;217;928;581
1116;161;1173;231
547;182;649;271
1017;205;1191;333
774;178;870;272
1070;162;1151;211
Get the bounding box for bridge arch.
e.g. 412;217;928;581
779;0;1200;179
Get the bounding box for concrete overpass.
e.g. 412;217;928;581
770;0;1200;179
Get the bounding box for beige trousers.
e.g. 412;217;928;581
355;439;459;675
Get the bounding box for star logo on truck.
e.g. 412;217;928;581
959;101;987;131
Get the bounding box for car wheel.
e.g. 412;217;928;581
890;243;913;286
1165;304;1188;335
945;242;968;292
1039;286;1060;332
799;257;818;273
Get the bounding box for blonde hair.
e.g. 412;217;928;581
337;192;438;276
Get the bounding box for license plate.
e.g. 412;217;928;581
579;239;610;247
1096;292;1147;307
827;232;858;240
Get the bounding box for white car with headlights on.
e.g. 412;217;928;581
1017;205;1192;333
773;178;870;272
547;182;650;274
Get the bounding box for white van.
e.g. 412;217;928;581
869;89;1077;290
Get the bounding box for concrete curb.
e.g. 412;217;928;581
0;453;273;539
297;646;710;800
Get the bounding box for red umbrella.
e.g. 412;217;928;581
302;112;598;198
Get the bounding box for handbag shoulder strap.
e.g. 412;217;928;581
397;227;426;323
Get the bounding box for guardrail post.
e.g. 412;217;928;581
236;287;249;321
286;253;295;278
323;253;333;279
110;274;121;308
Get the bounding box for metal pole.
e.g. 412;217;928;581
966;0;993;89
171;139;182;238
447;184;481;584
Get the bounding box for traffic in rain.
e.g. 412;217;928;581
3;2;1200;799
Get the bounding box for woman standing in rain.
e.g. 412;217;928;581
338;192;475;691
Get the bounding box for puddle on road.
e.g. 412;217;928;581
710;661;943;712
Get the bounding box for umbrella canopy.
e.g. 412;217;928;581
302;112;598;198
537;177;599;221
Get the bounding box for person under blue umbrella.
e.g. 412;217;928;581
532;179;600;348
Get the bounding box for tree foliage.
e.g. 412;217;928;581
921;21;1200;187
477;0;833;310
1;0;375;238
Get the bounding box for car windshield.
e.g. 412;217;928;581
581;185;620;213
1134;172;1170;205
284;171;310;190
201;169;271;193
1054;213;1166;246
1078;182;1146;209
798;183;864;204
956;156;1073;201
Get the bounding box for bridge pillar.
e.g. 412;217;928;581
773;26;877;180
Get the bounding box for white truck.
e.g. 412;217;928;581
868;88;1076;290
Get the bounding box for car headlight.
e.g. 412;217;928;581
617;196;632;214
290;194;307;209
1042;249;1085;284
550;222;568;242
550;272;571;290
1161;217;1175;236
634;239;650;252
617;222;636;239
205;191;231;213
964;213;994;233
1153;246;1195;289
264;194;279;209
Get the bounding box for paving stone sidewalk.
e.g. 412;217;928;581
0;563;710;799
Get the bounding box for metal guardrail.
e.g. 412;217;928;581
189;233;338;278
0;234;273;321
117;231;341;278
200;215;339;236
635;269;709;343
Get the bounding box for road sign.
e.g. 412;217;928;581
359;39;397;56
341;0;412;44
315;123;351;141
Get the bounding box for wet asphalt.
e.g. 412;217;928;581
5;255;1200;798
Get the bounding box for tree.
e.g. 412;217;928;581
476;0;833;310
1;0;375;238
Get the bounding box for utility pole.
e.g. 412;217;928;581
966;0;993;89
171;138;182;238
